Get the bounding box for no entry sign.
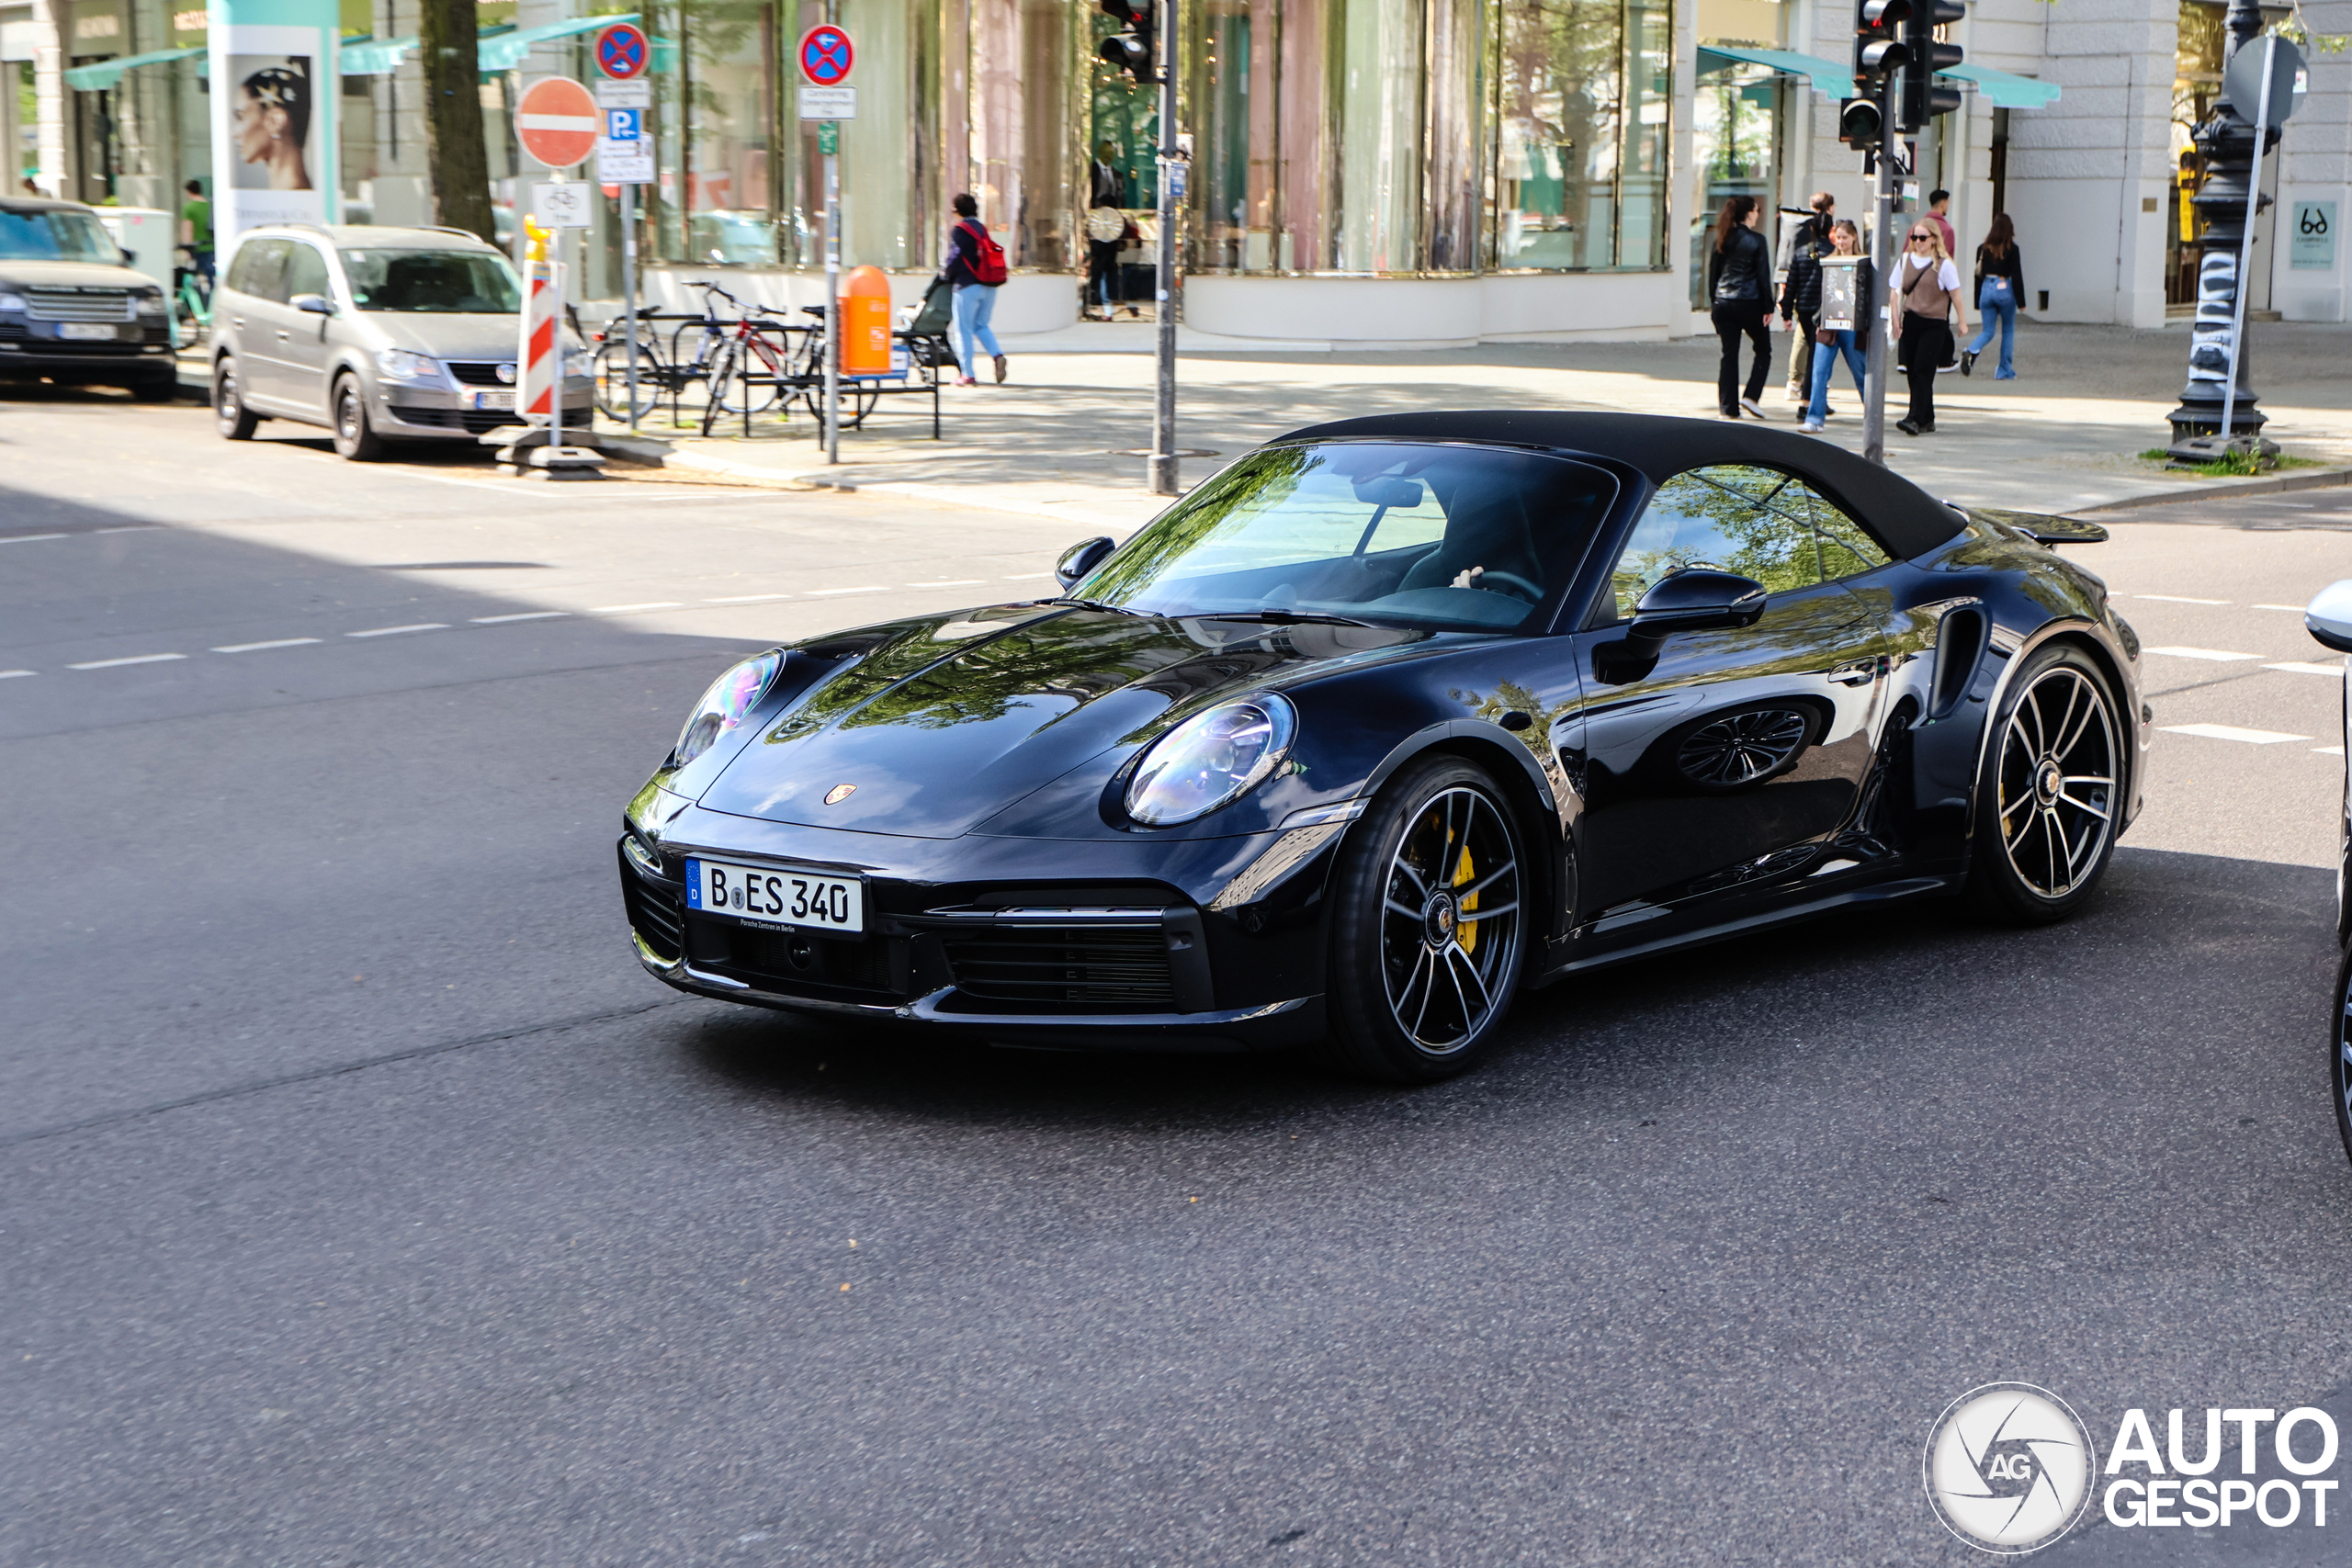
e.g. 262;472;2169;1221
594;22;650;81
798;24;854;86
515;76;600;170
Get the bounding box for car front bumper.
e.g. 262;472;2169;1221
0;325;175;378
378;375;594;439
617;799;1345;1051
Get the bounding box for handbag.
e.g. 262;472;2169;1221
1814;325;1838;345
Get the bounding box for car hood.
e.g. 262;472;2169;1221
0;257;153;291
360;312;530;359
694;604;1425;839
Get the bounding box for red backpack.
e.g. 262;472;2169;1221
959;220;1008;287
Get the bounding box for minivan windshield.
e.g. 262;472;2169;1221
0;208;119;263
339;248;521;312
1068;441;1617;633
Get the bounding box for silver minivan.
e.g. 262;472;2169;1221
209;222;592;459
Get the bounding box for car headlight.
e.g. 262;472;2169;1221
672;650;783;768
0;292;25;313
562;347;594;376
1125;694;1297;826
135;288;167;316
376;347;439;381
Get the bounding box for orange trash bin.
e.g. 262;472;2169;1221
839;265;893;376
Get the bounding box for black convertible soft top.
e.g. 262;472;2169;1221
1274;410;1968;562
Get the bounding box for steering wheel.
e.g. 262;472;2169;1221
1476;570;1543;604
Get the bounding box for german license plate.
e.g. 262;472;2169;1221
58;321;116;341
470;389;516;411
684;856;864;934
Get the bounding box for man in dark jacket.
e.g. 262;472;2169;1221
1780;192;1833;405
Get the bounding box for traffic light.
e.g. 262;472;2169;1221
1900;0;1964;131
1838;96;1884;152
1852;0;1909;95
1096;0;1157;85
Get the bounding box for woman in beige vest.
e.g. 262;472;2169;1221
1890;222;1968;434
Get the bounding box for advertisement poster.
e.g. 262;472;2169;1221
209;3;339;252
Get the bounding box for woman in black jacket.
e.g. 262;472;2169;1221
1708;195;1772;419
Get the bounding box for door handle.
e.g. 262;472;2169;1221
277;329;290;342
1829;658;1879;686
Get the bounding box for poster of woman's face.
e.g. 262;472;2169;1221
229;56;313;192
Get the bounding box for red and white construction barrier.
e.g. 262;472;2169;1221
516;249;560;426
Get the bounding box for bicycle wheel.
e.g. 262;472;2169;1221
801;378;882;429
593;339;664;423
712;338;786;415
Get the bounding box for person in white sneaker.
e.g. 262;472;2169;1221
1707;196;1773;420
1797;221;1872;434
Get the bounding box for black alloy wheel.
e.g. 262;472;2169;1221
214;357;258;440
2333;942;2352;1169
1319;756;1528;1082
1967;643;2121;923
332;377;385;461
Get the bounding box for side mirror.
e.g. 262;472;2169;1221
1629;569;1768;640
290;292;335;316
119;247;137;267
2307;580;2352;655
1055;536;1116;591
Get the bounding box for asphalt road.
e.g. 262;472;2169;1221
6;391;2352;1566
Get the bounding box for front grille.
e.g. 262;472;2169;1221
446;361;514;387
622;874;686;961
942;927;1176;1010
720;927;899;998
26;288;131;322
390;404;522;433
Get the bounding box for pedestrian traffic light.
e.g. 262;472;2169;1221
1096;0;1157;85
1852;0;1909;93
1838;96;1884;152
1899;0;1965;131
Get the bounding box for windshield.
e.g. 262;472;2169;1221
339;248;520;312
1069;442;1618;633
0;209;119;264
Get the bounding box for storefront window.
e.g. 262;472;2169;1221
969;0;1075;269
2169;0;2224;306
1688;59;1777;307
1487;0;1671;273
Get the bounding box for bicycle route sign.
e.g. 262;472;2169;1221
798;24;854;86
515;76;600;170
594;22;650;82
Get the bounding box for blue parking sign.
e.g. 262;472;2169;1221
605;107;641;141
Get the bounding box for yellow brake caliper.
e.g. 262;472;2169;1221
1453;845;1478;953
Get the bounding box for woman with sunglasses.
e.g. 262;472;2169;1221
1890;222;1967;434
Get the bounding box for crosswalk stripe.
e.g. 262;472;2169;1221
2264;661;2344;678
2145;646;2261;661
2160;723;2310;744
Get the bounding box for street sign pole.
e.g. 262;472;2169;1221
1148;0;1180;497
825;141;841;465
1863;72;1897;467
797;21;855;466
594;25;653;436
622;181;639;433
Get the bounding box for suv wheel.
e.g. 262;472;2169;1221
130;373;176;403
332;376;386;461
214;358;259;439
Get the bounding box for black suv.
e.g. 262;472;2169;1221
0;197;177;399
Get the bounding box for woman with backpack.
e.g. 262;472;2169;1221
941;192;1009;386
1707;195;1772;420
1961;214;2024;379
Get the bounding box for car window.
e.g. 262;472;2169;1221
227;239;291;302
1798;484;1894;581
1608;465;1824;618
280;243;330;301
0;207;118;263
339;248;522;313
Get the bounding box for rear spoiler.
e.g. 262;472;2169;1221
1957;506;2109;547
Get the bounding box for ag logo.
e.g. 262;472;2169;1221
1924;1382;2098;1553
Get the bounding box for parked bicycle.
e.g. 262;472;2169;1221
172;245;211;349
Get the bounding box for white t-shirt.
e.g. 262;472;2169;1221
1896;256;1962;298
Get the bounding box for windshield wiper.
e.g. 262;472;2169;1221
1196;610;1382;627
1046;596;1149;616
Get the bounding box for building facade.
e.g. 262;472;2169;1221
6;0;2349;342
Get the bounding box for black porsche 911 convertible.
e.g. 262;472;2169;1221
618;412;2148;1081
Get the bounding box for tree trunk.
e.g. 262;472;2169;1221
417;0;495;243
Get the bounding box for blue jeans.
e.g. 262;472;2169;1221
952;283;1002;375
1806;328;1867;424
1965;282;2017;375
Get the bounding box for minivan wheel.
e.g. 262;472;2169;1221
332;376;386;461
214;358;259;439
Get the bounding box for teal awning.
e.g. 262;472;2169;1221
1698;45;1857;101
1939;62;2061;108
340;35;417;75
63;45;202;91
477;13;639;72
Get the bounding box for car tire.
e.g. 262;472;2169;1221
213;357;259;439
2331;942;2352;1171
1316;755;1531;1083
1965;641;2123;924
332;376;386;461
130;373;176;403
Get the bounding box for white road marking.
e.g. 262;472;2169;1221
346;623;449;637
2255;604;2312;613
2318;746;2347;757
1001;572;1053;581
590;602;683;614
470;611;571;624
2160;722;2311;744
2264;661;2344;678
0;533;69;545
705;593;793;604
2132;594;2230;604
909;579;985;587
2145;646;2262;661
213;638;322;653
93;525;162;534
807;585;886;596
0;670;35;679
69;652;186;670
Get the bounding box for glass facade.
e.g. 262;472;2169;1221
1489;0;1671;272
